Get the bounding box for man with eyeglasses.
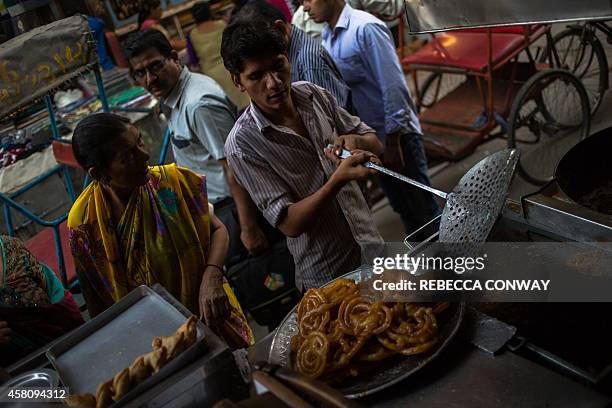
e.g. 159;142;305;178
124;29;271;258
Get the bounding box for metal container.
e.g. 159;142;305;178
269;266;465;398
556;127;612;216
46;285;207;406
0;368;59;389
0;369;61;408
403;0;612;33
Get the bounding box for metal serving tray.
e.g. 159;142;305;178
0;368;59;388
46;285;207;406
269;266;465;398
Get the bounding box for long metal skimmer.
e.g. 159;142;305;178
330;146;519;244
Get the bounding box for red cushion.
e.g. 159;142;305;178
402;32;526;71
52;141;82;169
459;24;542;35
25;221;76;285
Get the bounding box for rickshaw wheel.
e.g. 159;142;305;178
417;73;466;113
539;26;608;115
507;69;590;185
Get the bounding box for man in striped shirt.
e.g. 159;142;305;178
221;21;384;290
232;0;353;112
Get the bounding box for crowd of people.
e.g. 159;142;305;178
1;0;440;366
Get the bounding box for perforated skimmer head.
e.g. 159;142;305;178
439;149;519;243
330;146;519;246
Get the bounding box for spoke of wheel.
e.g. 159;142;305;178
559;35;575;66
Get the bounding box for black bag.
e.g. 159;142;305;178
216;199;299;328
226;241;300;328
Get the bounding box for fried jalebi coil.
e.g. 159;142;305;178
405;303;421;318
296;332;330;379
297;289;326;322
390;307;436;337
300;302;335;336
338;295;392;337
321;278;358;305
297;289;334;336
326;319;344;343
291;279;445;384
397;337;439;356
358;340;395;362
329;335;366;371
377;307;438;352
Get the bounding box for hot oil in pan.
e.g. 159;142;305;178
577;181;612;216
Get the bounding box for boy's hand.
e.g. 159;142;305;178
327;149;380;186
330;134;361;160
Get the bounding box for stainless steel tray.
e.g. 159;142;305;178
268;267;465;399
46;285;207;405
0;368;59;388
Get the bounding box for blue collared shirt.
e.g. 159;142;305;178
322;5;421;141
288;25;352;112
162;68;237;203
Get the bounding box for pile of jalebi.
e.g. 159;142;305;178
290;279;448;381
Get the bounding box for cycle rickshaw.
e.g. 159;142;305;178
401;23;605;185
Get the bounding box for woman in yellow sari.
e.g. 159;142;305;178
68;113;253;348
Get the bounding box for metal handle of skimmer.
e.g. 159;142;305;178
327;145;448;200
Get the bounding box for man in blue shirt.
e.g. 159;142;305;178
303;0;440;234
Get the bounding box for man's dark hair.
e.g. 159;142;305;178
229;0;250;21
72;113;131;171
221;21;287;76
124;29;173;61
231;0;286;24
192;1;213;23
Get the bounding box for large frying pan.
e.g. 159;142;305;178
556;127;612;216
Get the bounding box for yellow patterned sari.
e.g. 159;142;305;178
68;164;253;348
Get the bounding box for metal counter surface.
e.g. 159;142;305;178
248;329;610;407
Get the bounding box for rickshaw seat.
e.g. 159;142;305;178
25;220;77;286
402;25;545;72
52;140;82;169
460;24;543;35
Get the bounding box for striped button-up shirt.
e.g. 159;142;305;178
289;25;353;113
225;82;383;290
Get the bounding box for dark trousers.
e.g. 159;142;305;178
379;133;441;236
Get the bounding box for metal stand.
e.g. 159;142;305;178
0;63;111;289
